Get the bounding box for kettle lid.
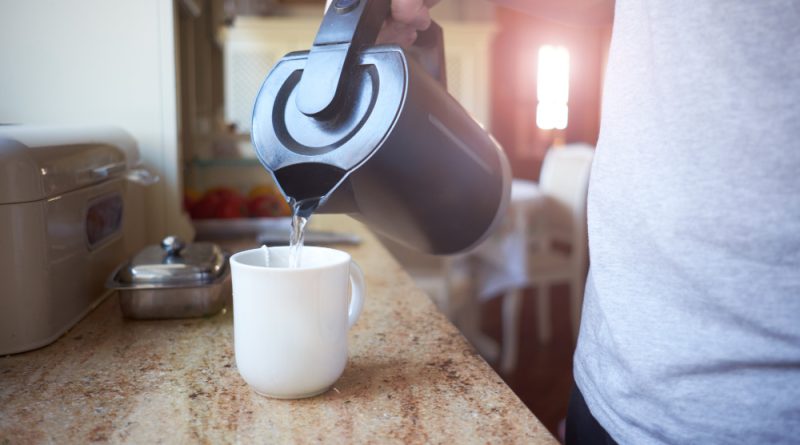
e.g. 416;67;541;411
251;46;407;175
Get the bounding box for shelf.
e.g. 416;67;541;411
193;217;291;238
189;157;263;168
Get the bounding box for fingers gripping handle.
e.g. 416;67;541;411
347;261;366;329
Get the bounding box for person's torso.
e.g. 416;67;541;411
575;1;800;443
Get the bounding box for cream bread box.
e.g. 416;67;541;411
0;125;142;355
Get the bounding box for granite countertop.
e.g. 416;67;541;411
0;216;556;444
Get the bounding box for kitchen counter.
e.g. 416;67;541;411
0;216;556;444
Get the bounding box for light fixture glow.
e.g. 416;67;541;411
536;45;570;130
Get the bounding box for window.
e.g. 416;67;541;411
536;45;570;130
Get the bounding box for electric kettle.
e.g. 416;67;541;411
251;0;510;254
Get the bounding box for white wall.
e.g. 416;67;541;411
0;0;193;242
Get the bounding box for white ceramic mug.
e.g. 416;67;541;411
229;246;365;399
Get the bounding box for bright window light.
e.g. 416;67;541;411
536;45;570;130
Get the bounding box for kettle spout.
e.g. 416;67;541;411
272;163;347;217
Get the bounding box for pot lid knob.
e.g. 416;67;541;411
161;236;186;256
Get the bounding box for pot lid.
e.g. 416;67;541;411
114;236;227;287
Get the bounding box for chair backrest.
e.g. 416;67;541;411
538;144;594;262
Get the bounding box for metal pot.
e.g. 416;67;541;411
107;236;231;319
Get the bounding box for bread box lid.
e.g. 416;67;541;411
0;125;135;204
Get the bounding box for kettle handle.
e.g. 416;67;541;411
296;0;447;117
407;21;447;90
295;0;391;118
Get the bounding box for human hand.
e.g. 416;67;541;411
325;0;441;47
379;0;441;47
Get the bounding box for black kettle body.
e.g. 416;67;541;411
251;0;510;255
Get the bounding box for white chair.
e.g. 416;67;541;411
500;144;594;374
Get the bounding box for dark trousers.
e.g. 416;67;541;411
565;386;618;445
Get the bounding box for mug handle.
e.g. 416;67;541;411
347;261;365;329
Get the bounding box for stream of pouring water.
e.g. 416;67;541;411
287;198;320;269
288;213;308;269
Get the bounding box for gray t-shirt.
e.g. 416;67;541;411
574;1;800;443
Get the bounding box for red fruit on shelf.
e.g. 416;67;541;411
247;194;290;217
183;188;202;212
190;187;246;219
217;200;245;219
191;193;221;219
